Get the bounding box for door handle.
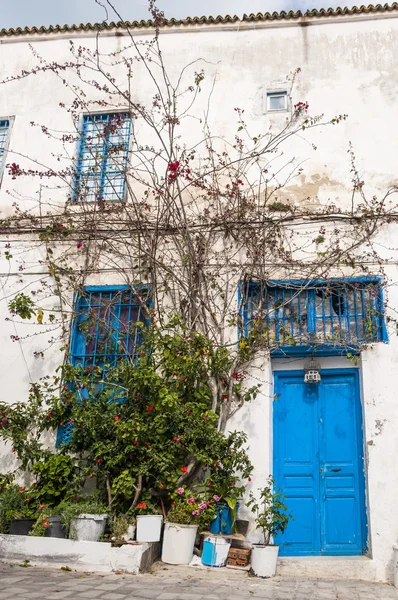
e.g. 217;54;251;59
330;468;341;472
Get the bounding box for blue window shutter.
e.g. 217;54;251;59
56;285;150;446
0;119;10;178
241;277;387;357
75;113;131;202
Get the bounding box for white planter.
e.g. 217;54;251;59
122;524;136;542
136;515;163;542
70;513;108;542
251;544;279;578
161;522;198;565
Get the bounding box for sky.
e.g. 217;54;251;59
2;0;347;29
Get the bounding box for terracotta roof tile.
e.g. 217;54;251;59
1;3;397;38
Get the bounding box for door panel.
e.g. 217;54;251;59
273;369;367;556
319;374;365;554
274;376;320;555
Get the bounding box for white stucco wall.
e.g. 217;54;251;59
1;12;398;582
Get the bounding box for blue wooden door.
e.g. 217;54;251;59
273;369;367;556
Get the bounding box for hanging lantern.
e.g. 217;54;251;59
304;357;321;384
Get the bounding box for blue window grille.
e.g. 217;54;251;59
57;285;149;445
0;119;10;177
75;113;131;201
241;277;387;356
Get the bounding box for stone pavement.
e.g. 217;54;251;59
0;562;397;600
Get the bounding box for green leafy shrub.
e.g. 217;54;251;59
247;477;293;545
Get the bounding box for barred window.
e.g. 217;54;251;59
75;113;131;201
57;286;149;445
241;278;387;355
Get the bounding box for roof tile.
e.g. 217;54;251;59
1;3;398;38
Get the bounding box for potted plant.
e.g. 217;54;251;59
110;514;136;542
0;483;38;535
247;477;292;578
207;432;254;535
162;487;216;565
135;494;163;543
57;496;108;541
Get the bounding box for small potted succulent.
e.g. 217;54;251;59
111;514;136;542
247;477;292;578
161;487;216;565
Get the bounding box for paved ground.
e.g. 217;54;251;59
0;562;397;600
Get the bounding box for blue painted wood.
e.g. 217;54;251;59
75;113;131;202
273;369;367;556
57;285;150;446
241;277;387;357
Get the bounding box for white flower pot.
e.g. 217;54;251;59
122;524;136;541
161;522;198;565
251;544;279;578
136;514;163;542
70;513;108;542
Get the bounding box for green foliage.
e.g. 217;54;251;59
31;454;80;507
0;318;253;519
29;511;51;537
0;483;38;533
110;514;135;540
8;293;36;320
247;477;293;546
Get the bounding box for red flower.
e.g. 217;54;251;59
231;482;235;487
133;440;138;445
43;522;49;527
97;458;102;464
181;466;188;474
159;483;164;489
76;242;83;249
147;406;153;411
248;477;252;482
89;473;94;478
137;503;147;509
114;416;120;421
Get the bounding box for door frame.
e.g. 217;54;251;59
272;367;369;556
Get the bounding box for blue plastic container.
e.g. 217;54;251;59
209;503;235;535
201;535;231;567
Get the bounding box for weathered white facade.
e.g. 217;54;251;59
1;6;398;582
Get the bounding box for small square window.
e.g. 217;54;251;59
267;91;288;112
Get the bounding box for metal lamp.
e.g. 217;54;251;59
304;357;321;384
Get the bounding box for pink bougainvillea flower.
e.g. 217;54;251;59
188;497;195;504
248;477;252;482
213;495;220;502
177;487;184;495
191;509;200;516
198;502;206;510
76;242;83;249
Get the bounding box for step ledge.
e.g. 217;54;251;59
0;534;160;574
